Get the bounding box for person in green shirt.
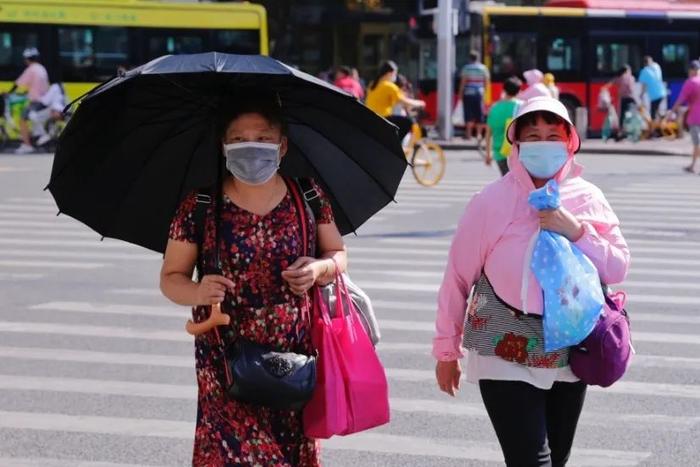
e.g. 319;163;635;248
486;77;522;176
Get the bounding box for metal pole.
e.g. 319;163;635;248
437;0;454;140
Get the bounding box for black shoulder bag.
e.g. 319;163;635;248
192;178;316;411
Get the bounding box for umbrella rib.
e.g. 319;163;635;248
290;120;402;203
100;114;211;241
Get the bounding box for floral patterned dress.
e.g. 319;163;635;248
169;179;334;467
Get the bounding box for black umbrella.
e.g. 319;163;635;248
48;53;407;253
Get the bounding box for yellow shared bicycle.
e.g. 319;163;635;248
403;115;446;187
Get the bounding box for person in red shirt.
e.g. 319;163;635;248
333;66;364;100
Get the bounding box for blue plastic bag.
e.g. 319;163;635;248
528;180;604;352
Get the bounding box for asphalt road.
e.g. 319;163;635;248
0;150;698;466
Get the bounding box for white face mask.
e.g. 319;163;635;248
223;142;281;185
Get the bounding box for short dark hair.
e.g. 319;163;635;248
503;77;522;97
337;65;352;76
217;89;286;139
617;65;631;76
469;50;480;62
514;111;571;140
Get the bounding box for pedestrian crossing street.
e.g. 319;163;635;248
1;160;700;466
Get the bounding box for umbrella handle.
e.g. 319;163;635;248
185;303;231;336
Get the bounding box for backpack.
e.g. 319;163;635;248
192;178;380;345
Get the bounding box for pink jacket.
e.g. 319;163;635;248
433;143;631;361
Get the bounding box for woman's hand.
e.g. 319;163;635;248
196;274;235;305
281;257;329;295
538;207;584;242
435;360;462;397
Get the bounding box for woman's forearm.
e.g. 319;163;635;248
160;272;201;306
315;249;347;284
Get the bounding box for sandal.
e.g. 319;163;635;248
684;166;695;173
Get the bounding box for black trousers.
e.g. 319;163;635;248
650;98;663;120
619;97;637;130
479;380;587;467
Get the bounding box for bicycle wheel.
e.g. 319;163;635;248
411;141;446;187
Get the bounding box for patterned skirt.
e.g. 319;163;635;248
463;274;569;369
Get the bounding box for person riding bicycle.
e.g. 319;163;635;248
30;82;67;147
9;47;49;154
365;60;425;142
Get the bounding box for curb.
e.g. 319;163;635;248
436;141;688;157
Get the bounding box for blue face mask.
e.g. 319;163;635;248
518;141;569;179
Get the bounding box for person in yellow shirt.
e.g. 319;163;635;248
365;60;425;141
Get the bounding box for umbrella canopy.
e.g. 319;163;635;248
48;53;406;253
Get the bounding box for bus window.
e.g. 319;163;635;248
593;40;641;76
213;30;260;55
491;33;536;79
0;29;39;81
546;37;581;73
661;43;690;78
57;26;128;82
146;32;206;60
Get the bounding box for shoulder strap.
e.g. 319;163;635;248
295;178;322;221
193;190;212;248
285;177;310;257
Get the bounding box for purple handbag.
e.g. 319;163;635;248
569;291;632;387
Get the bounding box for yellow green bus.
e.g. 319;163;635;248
0;0;269;102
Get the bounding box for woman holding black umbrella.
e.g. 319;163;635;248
48;52;407;466
160;91;346;466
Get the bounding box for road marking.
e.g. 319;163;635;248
0;458;170;467
325;433;650;466
350;268;444;279
616;205;700;215
632;256;700;267
377;320;700;344
0;228;99;238
0;248;158;261
375;208;419;215
607;198;700;208
0;203;59;212
386;369;700;398
628;293;700;305
0;410;650;464
0;322;190;342
6;197;56;205
349;257;447;267
30;302;184;318
0;272;45;280
0;238;136;250
0;220;91;230
613;187;700;195
0;260;105;269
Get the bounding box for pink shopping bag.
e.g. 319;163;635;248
334;273;390;435
303;285;349;438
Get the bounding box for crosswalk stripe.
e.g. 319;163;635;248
616;206;700;215
349;257;447;267
607;198;700;208
0;220;90;230
0;322;190;342
0;458;169;467
2;317;697;347
0;238;134;250
0;411;652;464
30;302;185;317
0;260;105;269
0;372;695;434
613;187;700;195
356;278;700;299
0;248;158;261
0;203;60;212
6;197;56;204
386;369;700;398
2;342;698;373
0;272;45;280
326;433;650;465
0;228;99;238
